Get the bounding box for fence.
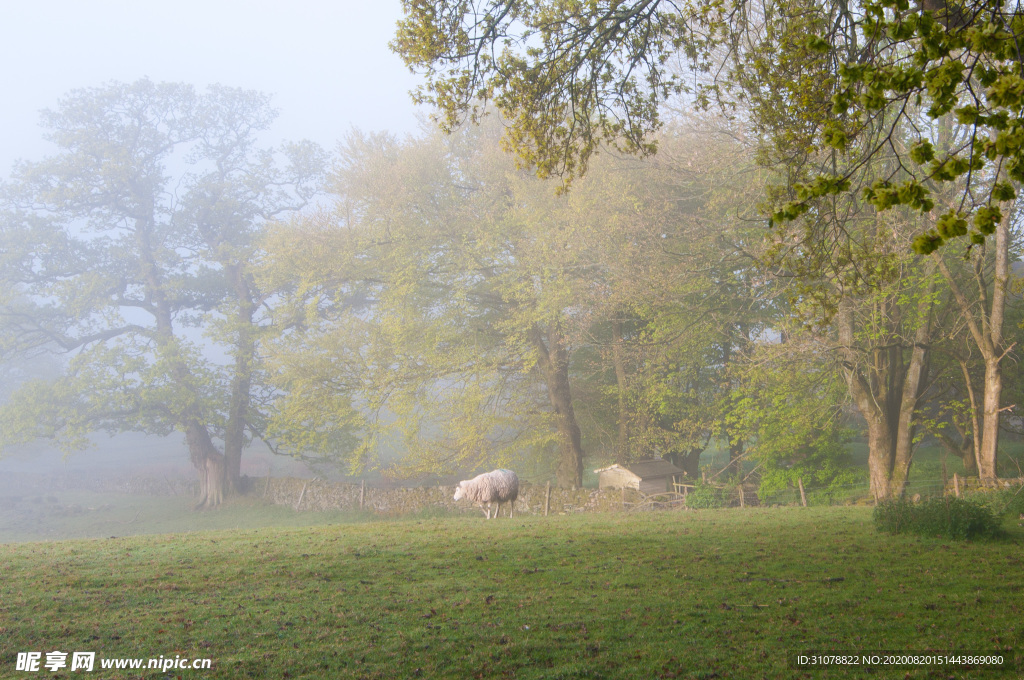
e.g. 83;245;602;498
13;469;1021;515
261;477;645;516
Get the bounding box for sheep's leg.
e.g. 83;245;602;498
509;501;514;519
483;503;491;519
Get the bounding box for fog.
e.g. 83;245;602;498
3;1;1021;545
0;0;424;171
0;1;423;541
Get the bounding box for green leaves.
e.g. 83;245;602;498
992;181;1016;202
822;122;848;150
973;205;1002;235
769;0;1024;258
985;73;1024;108
908;140;934;164
393;0;699;185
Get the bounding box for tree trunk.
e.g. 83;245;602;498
187;421;227;509
611;319;629;465
890;265;936;498
223;383;247;493
223;329;253;493
955;357;984;475
223;263;257;493
864;418;894;500
666;446;703;479
530;322;584;489
938;429;977;476
934;202;1012;481
979;357;1002;479
141;216;230;508
837;295;931;500
726;437;744;478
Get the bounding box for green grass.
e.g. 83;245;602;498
0;491;391;543
1;507;1022;679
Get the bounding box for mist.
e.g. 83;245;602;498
0;1;426;541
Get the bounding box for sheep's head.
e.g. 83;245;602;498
453;482;465;501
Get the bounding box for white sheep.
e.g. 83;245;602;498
453;469;519;519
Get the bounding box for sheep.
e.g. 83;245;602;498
453;469;519;519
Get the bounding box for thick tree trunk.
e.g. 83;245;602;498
611;319;629;465
530;323;585;489
837;294;932;500
140;216;230;508
864;417;896;501
666;446;703;479
187;421;227;509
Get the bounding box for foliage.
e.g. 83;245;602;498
262;124;592;481
728;334;859;499
764;0;1024;254
684;480;728;508
262;119;763;485
392;0;720;185
0;79;327;498
873;495;1003;540
963;483;1024;519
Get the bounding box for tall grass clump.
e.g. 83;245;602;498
874;495;1002;540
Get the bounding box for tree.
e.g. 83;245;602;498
392;0;725;184
750;0;1024;481
0;79;326;506
727;330;858;501
264;123;601;487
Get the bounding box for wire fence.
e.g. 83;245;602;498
629;475;1024;511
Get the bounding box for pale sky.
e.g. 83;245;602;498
0;0;426;171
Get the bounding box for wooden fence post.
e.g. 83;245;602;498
360;480;365;510
953;473;960;498
544;481;551;517
294;481;308;511
798;478;807;507
738;485;745;508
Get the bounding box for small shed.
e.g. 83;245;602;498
594;458;686;494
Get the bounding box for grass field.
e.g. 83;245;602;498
1;506;1022;679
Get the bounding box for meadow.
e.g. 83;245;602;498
1;506;1022;679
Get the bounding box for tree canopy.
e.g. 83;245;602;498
0;79;326;505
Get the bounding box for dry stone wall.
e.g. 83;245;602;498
944;475;1024;496
260;477;645;516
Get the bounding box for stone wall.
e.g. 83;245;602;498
944;475;1024;496
259;476;646;516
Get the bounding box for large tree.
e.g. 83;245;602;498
265;123;606;487
0;79;325;506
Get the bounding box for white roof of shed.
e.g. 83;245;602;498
594;458;685;479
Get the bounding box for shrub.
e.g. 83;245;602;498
874;496;1002;541
964;484;1024;519
685;482;726;509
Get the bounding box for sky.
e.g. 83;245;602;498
0;0;427;173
